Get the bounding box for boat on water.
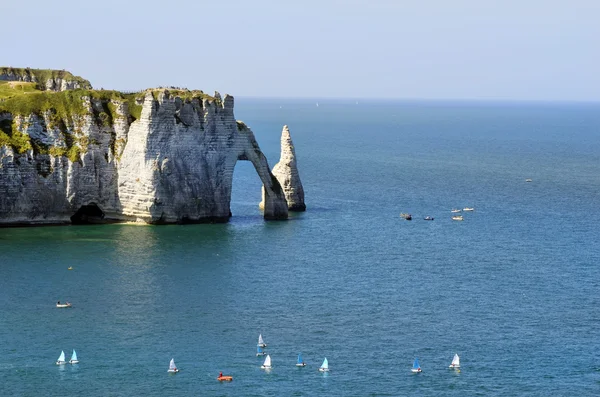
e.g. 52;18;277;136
463;207;474;211
67;267;73;270
56;351;66;365
451;209;461;213
449;353;460;369
261;354;272;369
167;358;179;373
318;358;329;372
525;178;533;182
423;216;434;221
296;353;306;367
256;346;266;356
69;350;79;364
217;371;233;381
400;213;412;220
257;334;267;348
452;215;464;221
411;357;421;373
56;301;72;308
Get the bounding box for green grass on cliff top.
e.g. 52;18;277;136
0;67;92;89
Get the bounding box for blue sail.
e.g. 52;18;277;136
257;346;265;356
413;357;420;370
297;353;303;364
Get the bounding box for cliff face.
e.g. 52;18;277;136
260;125;305;211
0;67;92;91
0;72;289;225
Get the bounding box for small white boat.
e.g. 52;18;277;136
296;353;306;367
261;354;272;369
411;357;421;373
256;346;266;356
168;358;179;373
449;353;460;369
525;178;533;182
318;357;329;372
452;215;464;221
463;207;474;212
451;209;461;213
56;351;66;365
56;302;72;308
69;350;79;364
257;334;267;348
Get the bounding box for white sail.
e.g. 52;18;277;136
319;357;329;372
56;350;66;365
261;354;272;368
257;334;266;347
169;359;176;370
69;350;79;364
450;354;460;368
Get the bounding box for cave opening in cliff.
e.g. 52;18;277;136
231;160;263;218
70;203;106;225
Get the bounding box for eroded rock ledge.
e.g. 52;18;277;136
0;68;289;225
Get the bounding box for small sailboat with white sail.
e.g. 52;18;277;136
296;353;306;367
257;334;267;348
411;357;421;373
261;354;272;370
56;350;66;365
167;358;179;373
256;346;266;356
449;353;460;369
69;350;79;364
318;357;329;372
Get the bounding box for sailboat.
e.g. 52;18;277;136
256;346;266;356
257;334;267;348
296;353;306;367
69;350;79;364
411;357;421;373
261;354;272;369
449;353;460;369
56;350;66;365
318;357;329;372
167;358;179;373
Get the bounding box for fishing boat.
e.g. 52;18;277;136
56;351;66;365
451;209;461;213
411;357;421;373
256;346;266;356
449;353;460;369
167;358;179;373
56;301;72;308
69;350;79;364
463;207;474;211
296;353;306;367
261;354;272;369
318;357;329;372
452;215;464;221
257;334;267;348
217;372;233;381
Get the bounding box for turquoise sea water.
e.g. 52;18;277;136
1;99;599;396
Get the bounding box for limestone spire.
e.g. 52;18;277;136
261;125;306;211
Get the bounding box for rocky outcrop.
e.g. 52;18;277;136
260;125;305;211
0;67;91;91
0;85;289;225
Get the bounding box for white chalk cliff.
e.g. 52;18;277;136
0;69;290;225
260;125;305;211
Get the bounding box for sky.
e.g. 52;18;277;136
2;0;599;101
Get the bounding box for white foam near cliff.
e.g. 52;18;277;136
260;125;306;211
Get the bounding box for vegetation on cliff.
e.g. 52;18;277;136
0;67;91;90
0;70;220;162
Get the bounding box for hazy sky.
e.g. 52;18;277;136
2;0;599;100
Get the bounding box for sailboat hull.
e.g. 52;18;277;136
56;361;66;365
69;360;79;364
257;344;267;348
168;369;179;373
296;363;306;367
256;353;266;356
217;376;233;381
449;365;460;368
318;368;329;372
411;369;421;373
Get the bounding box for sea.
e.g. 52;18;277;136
1;98;599;396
